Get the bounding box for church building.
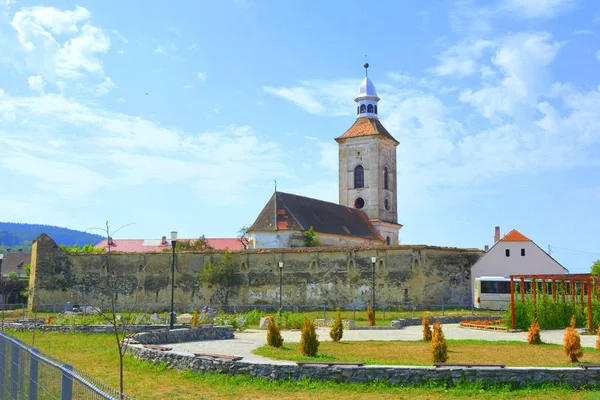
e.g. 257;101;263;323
248;64;402;248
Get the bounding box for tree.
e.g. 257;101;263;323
329;309;344;342
431;320;448;363
528;318;542;344
174;236;214;252
367;305;375;326
422;315;432;341
266;315;284;348
300;318;319;356
237;226;250;250
592;259;600;275
201;250;238;305
305;226;321;247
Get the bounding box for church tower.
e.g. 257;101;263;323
335;63;402;245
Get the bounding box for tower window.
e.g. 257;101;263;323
384;167;389;190
384;198;390;211
359;104;366;114
367;104;374;113
505;249;510;257
356;106;359;115
521;249;526;256
374;105;378;114
354;197;365;209
354;165;364;188
386;236;391;245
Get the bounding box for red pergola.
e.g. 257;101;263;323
509;274;600;331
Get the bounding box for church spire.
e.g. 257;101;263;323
355;63;380;119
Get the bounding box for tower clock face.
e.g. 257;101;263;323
354;197;365;209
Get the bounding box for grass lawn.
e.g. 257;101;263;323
5;331;600;399
254;339;600;367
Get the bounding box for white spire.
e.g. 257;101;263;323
354;63;379;118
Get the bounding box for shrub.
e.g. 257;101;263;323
300;318;319;356
527;318;541;344
422;315;432;341
570;315;577;329
275;310;304;329
266;315;284;348
329;310;343;342
244;309;263;325
596;324;600;351
191;310;201;327
431;321;448;363
564;326;583;362
367;306;375;326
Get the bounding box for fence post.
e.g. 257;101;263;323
61;364;73;400
11;342;20;399
0;336;5;393
29;348;39;400
412;306;415;318
383;307;386;320
323;306;326;320
442;304;445;317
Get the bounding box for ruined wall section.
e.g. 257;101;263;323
29;234;482;311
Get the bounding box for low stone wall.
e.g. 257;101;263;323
128;326;234;344
391;316;503;329
2;323;179;333
126;345;600;387
312;318;355;330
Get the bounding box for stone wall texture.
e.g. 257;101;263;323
28;234;483;312
127;345;600;387
128;326;234;344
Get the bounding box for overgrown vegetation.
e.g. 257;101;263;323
59;243;104;253
304;226;321;247
431;321;448;363
329;309;343;342
174;236;214;251
528;318;542;345
299;318;319;357
267;315;284;348
422;315;432;341
201;250;238;305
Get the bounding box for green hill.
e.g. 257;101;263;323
0;222;104;253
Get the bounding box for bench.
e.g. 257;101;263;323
579;364;600;370
194;353;244;361
143;344;172;352
434;363;505;368
296;361;365;367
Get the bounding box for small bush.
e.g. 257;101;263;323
244;309;263;325
564;325;583;363
596;324;600;351
367;306;375;326
570;315;577;329
527;318;541;344
300;318;319;356
329;310;344;342
422;315;432;341
191;310;201;327
275;311;304;329
431;320;448;363
266;315;284;348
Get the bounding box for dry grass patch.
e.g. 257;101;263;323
254;340;600;367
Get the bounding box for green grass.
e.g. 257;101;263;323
5;330;600;399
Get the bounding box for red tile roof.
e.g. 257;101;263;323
499;229;532;242
94;238;245;252
335;117;399;144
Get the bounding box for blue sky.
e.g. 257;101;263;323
1;0;599;272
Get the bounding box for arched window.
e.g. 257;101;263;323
384;198;390;211
386;236;391;245
383;167;389;190
359;104;366;114
354;165;364;188
367;104;374;113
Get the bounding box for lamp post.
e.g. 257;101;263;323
371;256;377;318
278;261;283;315
169;231;178;329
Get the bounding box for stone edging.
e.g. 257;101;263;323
128;326;234;344
126;344;600;387
391;316;503;329
1;323;193;334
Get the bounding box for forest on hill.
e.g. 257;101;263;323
0;222;104;253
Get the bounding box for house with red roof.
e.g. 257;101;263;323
94;236;246;252
471;227;568;301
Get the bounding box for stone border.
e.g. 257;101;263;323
126;344;600;387
128;326;234;344
391;315;503;329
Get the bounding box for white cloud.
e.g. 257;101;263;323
433;39;493;77
91;77;116;96
12;5;90;36
596;50;600;62
27;75;45;92
197;71;206;81
501;0;575;18
112;30;128;44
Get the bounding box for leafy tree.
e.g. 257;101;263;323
238;226;250;250
59;243;104;253
592;259;600;275
305;226;321;247
7;272;18;279
201;250;238;305
24;264;31;277
175;236;214;251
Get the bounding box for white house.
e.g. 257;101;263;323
471;227;568;296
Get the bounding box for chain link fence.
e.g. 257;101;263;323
0;331;134;400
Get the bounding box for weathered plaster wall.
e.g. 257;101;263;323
29;234;482;312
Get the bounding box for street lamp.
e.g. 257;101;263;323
371;256;377;318
278;261;283;315
169;231;178;329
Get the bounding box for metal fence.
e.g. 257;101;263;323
0;331;134;400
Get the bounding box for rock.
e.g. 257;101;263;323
133;315;148;325
150;313;163;324
81;306;101;315
259;317;270;329
177;313;193;323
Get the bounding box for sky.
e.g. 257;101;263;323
0;0;599;273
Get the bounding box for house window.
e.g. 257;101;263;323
383;167;389;190
354;165;364;188
505;249;510;257
354;197;365;209
521;249;526;256
367;104;374;113
386;236;391;245
359;104;366;113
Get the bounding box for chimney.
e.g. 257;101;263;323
494;226;500;243
484;245;489;252
108;237;113;246
161;236;167;245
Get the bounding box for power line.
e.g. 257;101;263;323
549;245;600;257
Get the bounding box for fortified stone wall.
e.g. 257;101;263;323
28;234;482;312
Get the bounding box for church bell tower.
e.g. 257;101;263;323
335;63;402;245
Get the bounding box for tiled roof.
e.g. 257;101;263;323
499;229;532;242
1;252;31;276
248;191;384;242
95;238;245;252
336;117;399;144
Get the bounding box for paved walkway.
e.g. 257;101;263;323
167;324;598;364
